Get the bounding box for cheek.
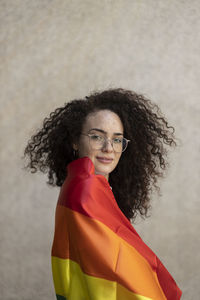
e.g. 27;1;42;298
114;153;122;165
78;143;95;159
117;152;122;161
79;146;90;158
78;137;90;157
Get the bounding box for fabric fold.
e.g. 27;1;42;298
51;157;182;300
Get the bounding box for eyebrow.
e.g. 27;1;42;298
89;128;123;136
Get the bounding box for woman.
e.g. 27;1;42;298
24;88;182;299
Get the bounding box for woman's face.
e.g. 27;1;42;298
75;109;124;180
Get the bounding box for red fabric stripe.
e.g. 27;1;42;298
55;157;182;300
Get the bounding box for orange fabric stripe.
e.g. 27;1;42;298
52;205;166;300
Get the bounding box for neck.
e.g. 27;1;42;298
95;171;109;180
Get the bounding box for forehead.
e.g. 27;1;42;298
83;109;124;133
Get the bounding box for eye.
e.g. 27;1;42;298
113;137;123;144
90;134;103;141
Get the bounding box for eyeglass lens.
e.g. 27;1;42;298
89;135;127;152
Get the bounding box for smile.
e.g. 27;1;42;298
96;157;113;164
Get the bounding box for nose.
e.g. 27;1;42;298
102;138;113;152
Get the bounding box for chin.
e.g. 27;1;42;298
95;166;113;177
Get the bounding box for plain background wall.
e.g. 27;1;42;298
0;1;199;299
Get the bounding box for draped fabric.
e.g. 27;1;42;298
51;157;182;300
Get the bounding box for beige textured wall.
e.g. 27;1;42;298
1;1;199;299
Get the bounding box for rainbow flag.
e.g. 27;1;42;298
51;157;182;300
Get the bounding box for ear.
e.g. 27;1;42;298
72;143;78;151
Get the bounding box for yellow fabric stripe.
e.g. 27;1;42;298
52;206;166;299
52;256;152;300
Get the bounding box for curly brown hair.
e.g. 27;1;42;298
23;88;177;220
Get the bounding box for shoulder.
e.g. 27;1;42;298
59;172;112;210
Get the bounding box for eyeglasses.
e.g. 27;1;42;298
81;133;130;153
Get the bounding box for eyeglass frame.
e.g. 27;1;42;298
80;132;130;153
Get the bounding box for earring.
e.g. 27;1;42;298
73;149;78;158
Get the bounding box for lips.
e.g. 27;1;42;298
96;156;113;164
